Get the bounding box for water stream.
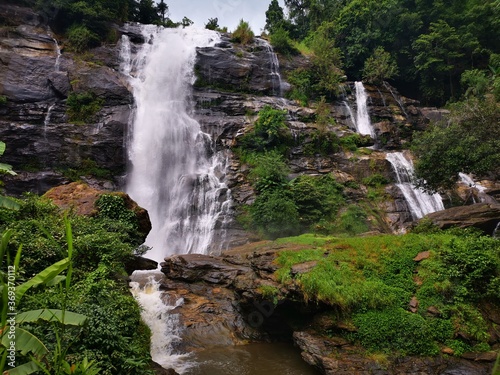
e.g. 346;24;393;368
256;38;283;97
386;152;444;219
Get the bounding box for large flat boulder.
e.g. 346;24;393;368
425;203;500;235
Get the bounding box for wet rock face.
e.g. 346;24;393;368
0;7;131;195
195;35;281;96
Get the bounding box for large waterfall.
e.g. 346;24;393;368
121;26;231;262
386;152;444;219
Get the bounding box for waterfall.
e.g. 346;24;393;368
257;38;283;96
354;81;375;137
386;152;444;220
122;25;231;262
458;172;491;203
383;82;408;118
53;38;61;72
130;271;192;372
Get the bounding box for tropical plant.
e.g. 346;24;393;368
231;19;254;45
0;141;20;210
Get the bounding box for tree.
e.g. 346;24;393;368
265;0;285;34
205;17;219;30
412;94;500;192
362;47;398;84
413;20;480;103
137;0;160;24
157;0;168;23
231;19;254;45
181;16;193;27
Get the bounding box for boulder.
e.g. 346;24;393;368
425;203;500;235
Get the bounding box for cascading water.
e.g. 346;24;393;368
130;271;191;372
354;81;376;137
386;152;444;220
256;38;283;97
458;172;488;203
122;25;231;262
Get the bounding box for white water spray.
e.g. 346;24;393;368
130;271;192;372
386;152;444;219
122;26;231;262
354;81;376;137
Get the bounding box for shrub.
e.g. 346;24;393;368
250;189;300;238
362;47;399;84
240;105;290;153
354;308;439;355
330;205;369;236
0;95;7;106
66;91;104;123
231;19;254;45
247;151;289;193
289;174;344;228
67;24;100;52
270;27;298;56
362;174;389;187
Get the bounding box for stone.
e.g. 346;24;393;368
124;256;158;275
414;251;430;262
425;203;500;235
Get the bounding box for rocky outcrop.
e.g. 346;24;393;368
156;245;496;375
195;35;282;96
0;5;131;195
425;203;500;235
43;182;152;241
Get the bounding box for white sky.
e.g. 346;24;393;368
164;0;286;34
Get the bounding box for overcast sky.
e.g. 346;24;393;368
164;0;286;33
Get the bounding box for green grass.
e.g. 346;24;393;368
271;230;500;356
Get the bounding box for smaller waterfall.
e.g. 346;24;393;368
343;101;357;130
383;82;408;118
130;271;192;373
354;82;375;137
257;39;283;96
458;173;490;203
52;38;61;71
386;152;444;220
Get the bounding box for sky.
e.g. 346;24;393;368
164;0;286;33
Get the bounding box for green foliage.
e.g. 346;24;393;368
231;19;254;45
270;27;298;56
0;96;7;106
412;94;500;192
1;194;152;374
61;158;113;181
67;24;100;53
304;130;340;156
250;189;300;239
329;205;369;236
339;134;363;151
273;230;500;355
247;151;289;193
205;17;219;30
362;174;388;187
66;91;104;123
362;47;398;84
289;174;344;228
286;67;313;105
265;0;285;35
240;105;290;153
354;308;439;355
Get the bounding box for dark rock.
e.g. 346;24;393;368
425;203;500;235
124;256;158;275
150;361;179;375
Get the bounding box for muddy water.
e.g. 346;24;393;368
184;342;320;375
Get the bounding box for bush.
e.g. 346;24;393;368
247;151;289;192
67;24;100;52
231;19;254;45
354;308;439;355
362;47;399;84
250;189;300;238
66;91;104;123
0;95;7;106
289;174;344;228
240;105;290;153
270;27;298;56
